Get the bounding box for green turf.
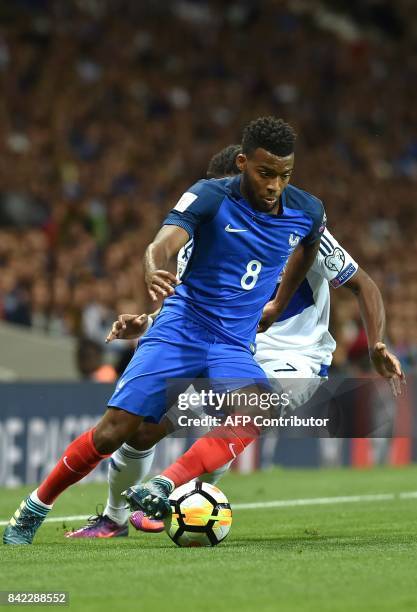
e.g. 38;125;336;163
1;466;417;611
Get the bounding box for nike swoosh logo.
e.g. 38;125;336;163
228;443;237;458
63;455;84;474
225;224;248;233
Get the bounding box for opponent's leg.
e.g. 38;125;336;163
104;445;156;525
3;408;142;545
68;420;169;538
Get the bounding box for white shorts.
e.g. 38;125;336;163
256;352;328;412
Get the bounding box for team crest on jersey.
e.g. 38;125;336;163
289;233;300;247
325;247;345;272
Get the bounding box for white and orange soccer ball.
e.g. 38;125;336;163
165;481;232;547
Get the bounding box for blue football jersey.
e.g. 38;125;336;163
161;175;325;350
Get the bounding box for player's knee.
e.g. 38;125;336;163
93;427;121;454
127;427;156;451
128;421;169;450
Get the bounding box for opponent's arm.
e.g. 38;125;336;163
144;225;189;301
344;268;384;349
344;267;405;394
257;239;321;333
105;308;161;343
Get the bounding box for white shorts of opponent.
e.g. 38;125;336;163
257;352;329;412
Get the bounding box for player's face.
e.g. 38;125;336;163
236;148;294;214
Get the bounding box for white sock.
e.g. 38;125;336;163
104;444;155;525
199;461;233;485
26;489;53;517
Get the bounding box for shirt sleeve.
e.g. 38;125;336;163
311;228;359;287
302;206;327;245
163;179;225;238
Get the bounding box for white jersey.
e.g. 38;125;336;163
255;228;358;372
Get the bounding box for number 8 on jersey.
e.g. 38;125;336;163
241;260;262;290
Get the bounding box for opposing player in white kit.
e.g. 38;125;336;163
67;145;403;538
257;226;359;404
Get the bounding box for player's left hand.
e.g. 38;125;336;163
257;301;280;334
370;342;406;397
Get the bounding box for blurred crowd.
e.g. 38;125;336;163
0;0;416;375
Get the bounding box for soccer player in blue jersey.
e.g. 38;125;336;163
4;116;327;544
63;142;404;538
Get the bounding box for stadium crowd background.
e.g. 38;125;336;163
0;0;416;378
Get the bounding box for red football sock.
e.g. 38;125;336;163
162;423;259;487
37;428;110;505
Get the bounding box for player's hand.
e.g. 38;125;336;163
106;314;151;343
257;301;280;334
370;342;406;397
145;269;179;302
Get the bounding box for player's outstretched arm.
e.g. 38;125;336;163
344;267;405;395
144;225;188;301
258;238;321;333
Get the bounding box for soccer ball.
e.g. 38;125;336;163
165;481;232;547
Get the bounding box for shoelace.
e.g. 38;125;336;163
85;504;106;526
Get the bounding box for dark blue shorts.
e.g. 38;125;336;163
108;310;268;423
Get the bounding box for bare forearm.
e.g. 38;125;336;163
144;241;171;279
344;268;404;391
143;225;189;301
358;290;385;349
345;269;385;349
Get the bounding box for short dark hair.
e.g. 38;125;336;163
206;144;242;178
241;116;296;157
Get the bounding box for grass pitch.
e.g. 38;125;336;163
1;466;417;612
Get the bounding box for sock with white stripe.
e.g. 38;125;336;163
28;490;53;516
104;444;155;525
